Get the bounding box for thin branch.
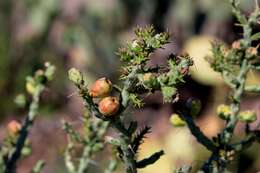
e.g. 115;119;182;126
30;160;45;173
104;159;118;173
136;150;164;168
5;85;44;173
231;134;256;152
244;85;260;93
181;112;217;152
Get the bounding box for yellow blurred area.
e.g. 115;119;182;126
138;129;196;173
183;36;260;87
183;36;224;86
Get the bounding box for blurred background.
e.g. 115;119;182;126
0;0;260;172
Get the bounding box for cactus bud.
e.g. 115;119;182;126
7;120;22;135
217;104;231;120
238;110;257;123
89;78;112;98
14;94;26;108
26;82;35;95
98;97;120;116
142;73;158;88
21;147;32;156
246;47;258;59
44;63;56;81
68;68;83;85
180;67;190;75
105;136;121;146
169;113;186;127
143;73;153;81
26;77;36;95
221;47;230;57
231;40;241;49
131;40;142;52
185;98;201;117
35;69;47;84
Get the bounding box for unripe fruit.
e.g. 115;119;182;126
180;67;189;75
21;147;32;156
26;82;36;95
238;110;256;123
143;73;153;82
246;47;258;59
35;69;47;84
131;40;142;52
169;113;186;127
142;73;158;88
98;97;120;116
231;40;241;49
185;98;201;117
90;78;112;98
68;68;83;85
14;94;26;108
7;120;21;135
217;104;231;120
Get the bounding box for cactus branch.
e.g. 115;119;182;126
136;150;164;168
5;85;44;173
180;112;217;152
244;84;260;93
220;59;250;144
30;160;45;173
104;159;118;173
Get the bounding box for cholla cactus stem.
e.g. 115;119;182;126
77;146;92;173
180;112;217;152
5;85;45;173
65;139;76;173
244;85;260;93
30;160;45;173
220;52;250;144
104;159;118;173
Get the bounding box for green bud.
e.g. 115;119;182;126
21;146;32;157
161;86;176;103
142;73;158;88
217;104;231;120
246;47;257;59
35;70;47;84
131;40;142;52
169;113;186;127
26;77;36;95
44;63;56;81
105;136;121;146
238;111;257;123
68;68;83;85
14;94;26;108
185;98;201;117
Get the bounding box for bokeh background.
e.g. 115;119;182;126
0;0;260;172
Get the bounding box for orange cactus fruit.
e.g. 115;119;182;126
7;120;22;135
98;96;120;117
89;78;112;98
231;40;241;49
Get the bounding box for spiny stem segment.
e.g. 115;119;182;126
196;0;260;172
